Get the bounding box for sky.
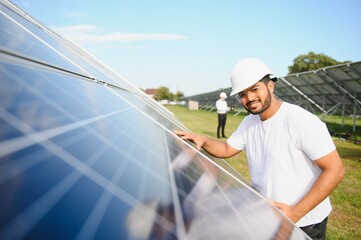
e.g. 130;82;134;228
10;0;361;96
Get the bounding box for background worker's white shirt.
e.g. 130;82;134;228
216;99;228;114
227;102;335;227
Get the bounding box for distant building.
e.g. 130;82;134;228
188;100;199;110
144;88;158;99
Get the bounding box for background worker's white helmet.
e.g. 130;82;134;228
219;92;227;98
230;58;274;96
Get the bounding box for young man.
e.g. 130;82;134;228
216;92;230;138
175;58;344;240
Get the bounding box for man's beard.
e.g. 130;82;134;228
244;89;272;115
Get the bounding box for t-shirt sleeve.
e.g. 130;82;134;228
296;111;336;160
227;119;247;151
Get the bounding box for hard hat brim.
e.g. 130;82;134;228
230;76;277;96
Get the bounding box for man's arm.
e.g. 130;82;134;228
174;130;240;158
274;149;345;223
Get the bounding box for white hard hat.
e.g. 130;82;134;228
230;58;274;96
219;92;227;98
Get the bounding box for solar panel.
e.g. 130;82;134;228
0;1;310;239
282;62;361;115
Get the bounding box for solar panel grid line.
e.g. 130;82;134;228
0;48;101;86
294;74;340;109
0;1;103;81
1;123;177;239
62;110;175;193
275;86;304;105
0;8;95;79
3;66;124;118
7;0;153;101
106;86;189;136
317;70;350;95
278;77;325;112
111;121;178;238
316;70;358;112
324;68;361;105
292;86;326;110
323;69;355;93
124;90;185;129
2;66;168;168
1;3;131;89
1;0;44;30
0;106;126;158
349;63;361;79
162;127;187;239
74;147;132;240
0;66;180;238
0;122;96;185
29;15;140;94
0;141;112;240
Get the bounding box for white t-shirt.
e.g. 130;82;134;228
227;102;336;227
216;99;228;114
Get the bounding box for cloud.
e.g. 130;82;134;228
53;24;187;45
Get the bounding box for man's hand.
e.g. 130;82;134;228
174;130;207;150
273;202;302;223
174;130;240;158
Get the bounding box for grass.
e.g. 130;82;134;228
165;105;361;240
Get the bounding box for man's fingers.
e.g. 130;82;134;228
174;130;191;140
196;143;202;150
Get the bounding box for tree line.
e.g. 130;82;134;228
153;86;184;102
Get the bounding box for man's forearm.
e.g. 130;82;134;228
202;138;239;158
292;166;344;222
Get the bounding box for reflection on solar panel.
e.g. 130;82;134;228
0;1;310;239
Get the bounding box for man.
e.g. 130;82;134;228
216;92;230;138
175;58;344;240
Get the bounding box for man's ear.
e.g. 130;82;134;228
267;80;275;93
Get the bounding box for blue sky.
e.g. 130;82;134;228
11;0;361;96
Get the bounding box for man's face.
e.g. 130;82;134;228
236;81;272;115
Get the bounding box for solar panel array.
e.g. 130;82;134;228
0;1;310;239
278;62;361;115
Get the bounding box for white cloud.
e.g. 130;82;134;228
53;24;187;44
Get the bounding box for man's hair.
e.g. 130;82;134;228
261;75;272;83
261;74;277;84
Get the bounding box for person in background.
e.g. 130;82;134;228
216;92;230;138
175;58;344;240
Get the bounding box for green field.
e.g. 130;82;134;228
166;105;361;240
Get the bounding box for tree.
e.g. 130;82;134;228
173;90;184;102
288;52;349;74
154;86;171;100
